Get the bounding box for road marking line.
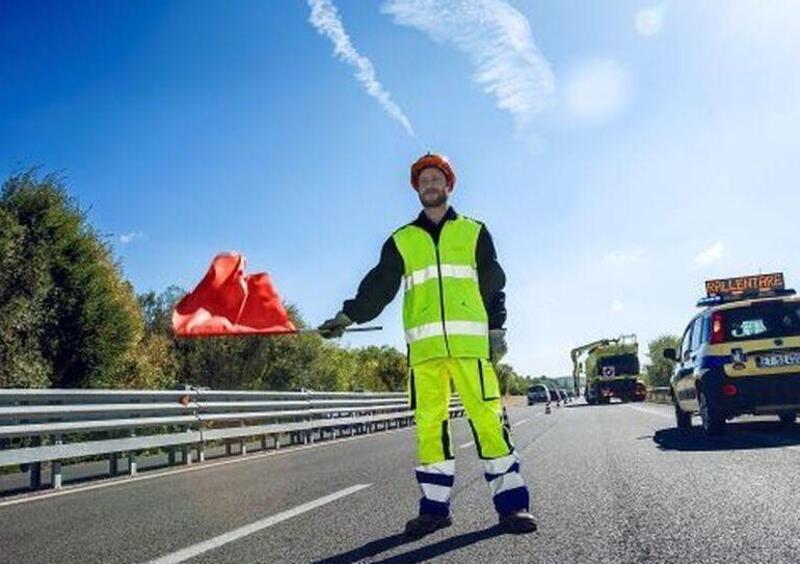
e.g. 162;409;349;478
512;418;529;428
458;441;475;449
0;425;414;509
145;484;372;564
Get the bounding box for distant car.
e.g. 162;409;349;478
548;388;563;406
557;388;570;404
527;385;551;405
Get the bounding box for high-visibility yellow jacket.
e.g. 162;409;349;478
393;214;489;365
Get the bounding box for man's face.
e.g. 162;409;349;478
415;167;452;208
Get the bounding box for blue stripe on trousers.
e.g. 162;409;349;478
416;470;455;487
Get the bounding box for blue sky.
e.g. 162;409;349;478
2;1;800;377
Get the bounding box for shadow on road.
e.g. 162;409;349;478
653;422;800;451
314;525;506;563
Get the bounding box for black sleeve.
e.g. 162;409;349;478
341;237;403;324
476;225;507;330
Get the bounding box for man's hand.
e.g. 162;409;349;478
317;311;353;339
489;328;508;363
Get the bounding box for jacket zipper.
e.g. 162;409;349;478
434;227;451;357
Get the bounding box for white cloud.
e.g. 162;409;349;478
119;231;145;244
308;0;415;137
382;0;555;130
694;242;724;266
635;5;665;37
564;58;632;124
611;299;624;312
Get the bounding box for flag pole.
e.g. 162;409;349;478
174;326;383;338
296;326;383;334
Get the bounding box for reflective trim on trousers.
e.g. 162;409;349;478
415;460;455;480
483;452;519;476
416;460;455;507
419;483;451;503
482;453;529;513
487;470;526;497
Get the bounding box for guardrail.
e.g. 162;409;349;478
0;388;465;491
646;387;672;404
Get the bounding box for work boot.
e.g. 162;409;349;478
404;513;452;539
498;510;538;534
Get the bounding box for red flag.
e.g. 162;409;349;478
172;252;296;336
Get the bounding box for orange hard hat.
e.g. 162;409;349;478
410;153;456;189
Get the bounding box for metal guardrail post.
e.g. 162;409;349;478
128;430;138;476
29;435;42;490
190;389;202;463
51;434;63;489
110;453;119;476
304;390;312;445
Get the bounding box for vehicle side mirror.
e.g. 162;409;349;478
663;348;677;361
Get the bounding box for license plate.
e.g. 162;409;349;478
756;352;800;368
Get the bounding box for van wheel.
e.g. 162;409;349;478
779;412;797;425
699;390;725;435
674;402;692;430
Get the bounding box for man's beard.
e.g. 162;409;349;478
419;189;448;208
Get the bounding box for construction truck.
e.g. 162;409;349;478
571;334;647;405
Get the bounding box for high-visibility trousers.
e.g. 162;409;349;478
408;357;530;516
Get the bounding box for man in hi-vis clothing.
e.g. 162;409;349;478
319;153;536;538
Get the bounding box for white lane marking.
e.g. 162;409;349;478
512;418;529;428
0;425;415;509
626;405;672;418
458;441;475;449
145;484;371;564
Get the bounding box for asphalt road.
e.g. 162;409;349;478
2;401;800;563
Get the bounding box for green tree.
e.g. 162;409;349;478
0;171;146;388
645;334;680;387
354;346;407;391
0;204;51;387
495;363;530;395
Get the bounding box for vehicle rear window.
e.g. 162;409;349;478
724;301;800;341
